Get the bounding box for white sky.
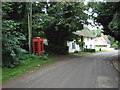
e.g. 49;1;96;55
86;19;103;30
84;2;103;30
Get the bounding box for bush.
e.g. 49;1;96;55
19;54;49;61
91;49;96;53
74;50;79;53
2;34;27;68
2;20;27;68
83;48;96;53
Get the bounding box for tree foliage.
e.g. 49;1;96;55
2;2;29;67
92;29;102;37
2;2;88;67
33;2;88;54
88;2;120;42
2;20;26;68
108;36;120;50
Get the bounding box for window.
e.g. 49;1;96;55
90;45;92;48
34;42;38;53
91;38;92;40
72;43;75;49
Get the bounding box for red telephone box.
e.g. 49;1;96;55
32;37;44;56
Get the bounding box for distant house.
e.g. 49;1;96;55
67;27;95;53
67;28;113;53
94;33;111;51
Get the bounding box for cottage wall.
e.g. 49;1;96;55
84;37;95;49
67;41;80;53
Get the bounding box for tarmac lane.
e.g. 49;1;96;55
3;51;119;88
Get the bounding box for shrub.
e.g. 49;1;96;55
2;20;27;68
83;48;96;53
2;34;27;68
74;50;79;53
19;54;49;61
90;49;96;53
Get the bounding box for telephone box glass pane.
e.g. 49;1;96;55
40;42;43;51
34;42;38;53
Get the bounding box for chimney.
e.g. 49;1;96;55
101;33;104;38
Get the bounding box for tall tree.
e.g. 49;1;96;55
33;2;88;54
88;2;120;42
28;2;32;53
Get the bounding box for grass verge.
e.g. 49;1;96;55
0;68;2;83
2;55;57;83
74;50;108;55
95;50;108;53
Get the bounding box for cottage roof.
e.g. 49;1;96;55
74;27;95;37
104;36;111;44
94;37;109;45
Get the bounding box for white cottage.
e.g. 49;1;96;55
67;27;95;53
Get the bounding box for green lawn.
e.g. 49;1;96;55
75;50;108;55
2;57;57;83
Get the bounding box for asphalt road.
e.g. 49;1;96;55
3;51;119;88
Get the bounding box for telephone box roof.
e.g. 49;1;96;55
33;37;43;39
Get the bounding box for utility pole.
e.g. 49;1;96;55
28;1;32;54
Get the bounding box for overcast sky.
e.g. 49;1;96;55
83;2;103;30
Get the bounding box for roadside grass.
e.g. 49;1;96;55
0;68;2;83
95;50;108;53
74;50;108;55
76;52;91;55
2;55;57;83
